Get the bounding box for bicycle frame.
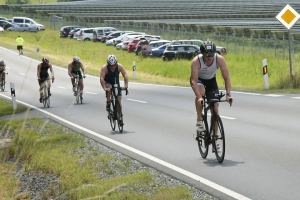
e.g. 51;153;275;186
0;72;8;92
197;92;227;163
41;79;50;108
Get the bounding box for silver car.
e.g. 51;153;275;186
8;23;39;32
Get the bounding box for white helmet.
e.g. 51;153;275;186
73;56;80;62
107;54;117;65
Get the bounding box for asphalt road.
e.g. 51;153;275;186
1;46;300;200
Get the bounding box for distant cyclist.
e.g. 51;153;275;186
190;40;233;132
68;56;86;97
16;35;24;55
100;55;128;124
37;57;54;103
0;60;6;83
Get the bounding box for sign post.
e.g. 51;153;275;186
10;82;16;110
262;59;269;89
132;61;136;80
276;4;300;76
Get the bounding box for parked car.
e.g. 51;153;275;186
68;28;83;38
107;32;145;46
0;20;9;28
170;39;227;55
0;17;8;21
12;17;45;30
162;44;200;61
3;22;13;30
105;31;133;43
150;43;171;57
76;28;94;41
127;37;144;52
136;39;170;56
92;27;117;42
7;23;39;32
60;25;81;37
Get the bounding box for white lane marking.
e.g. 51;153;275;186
85;92;97;94
0;93;250;200
232;91;262;95
291;97;300;99
57;86;66;89
207;113;236;120
127;98;148;103
263;94;284;97
19;73;25;76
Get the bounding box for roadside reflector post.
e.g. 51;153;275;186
10;82;17;110
132;61;136;80
262;59;269;89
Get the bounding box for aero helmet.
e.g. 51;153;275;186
0;60;4;65
200;40;216;57
42;57;49;64
107;54;117;65
73;56;80;62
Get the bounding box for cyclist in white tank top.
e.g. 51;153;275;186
190;40;233;132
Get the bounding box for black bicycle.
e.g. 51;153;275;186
72;73;84;104
107;84;128;133
0;72;8;92
196;92;229;163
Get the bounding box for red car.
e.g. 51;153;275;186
127;38;144;52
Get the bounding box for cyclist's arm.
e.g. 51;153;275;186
217;55;231;96
119;64;128;88
190;56;202;102
100;65;107;91
80;63;85;77
49;64;54;77
67;63;73;77
37;64;41;79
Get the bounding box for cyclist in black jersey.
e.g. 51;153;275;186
0;60;6;83
100;55;128;120
190;40;233;132
37;57;54;103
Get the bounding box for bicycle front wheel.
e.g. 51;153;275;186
47;96;50;108
115;100;123;133
197;130;209;158
109;101;116;131
212;115;225;163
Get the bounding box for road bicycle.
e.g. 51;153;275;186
107;84;128;133
0;72;8;92
40;79;51;108
195;91;229;163
73;73;84;104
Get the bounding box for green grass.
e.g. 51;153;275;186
0;98;28;116
0;118;200;199
1;29;300;93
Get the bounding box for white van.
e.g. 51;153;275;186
92;27;117;42
12;17;45;30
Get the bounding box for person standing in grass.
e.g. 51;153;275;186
15;35;24;55
190;40;233;132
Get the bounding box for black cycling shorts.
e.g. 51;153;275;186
71;71;83;80
105;81;121;96
190;76;219;100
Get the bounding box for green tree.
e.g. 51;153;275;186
5;0;30;4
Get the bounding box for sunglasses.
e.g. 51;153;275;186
202;53;215;57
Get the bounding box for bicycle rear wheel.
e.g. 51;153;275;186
212;115;225;163
80;93;83;104
115;100;123;133
109;101;116;131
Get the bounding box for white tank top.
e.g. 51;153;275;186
198;54;218;79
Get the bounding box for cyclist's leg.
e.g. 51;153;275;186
39;79;45;102
105;82;112;111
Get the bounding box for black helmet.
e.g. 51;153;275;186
0;60;4;65
200;40;216;57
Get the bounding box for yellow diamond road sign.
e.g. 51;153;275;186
276;4;300;29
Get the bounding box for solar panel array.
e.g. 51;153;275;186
2;0;300;39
